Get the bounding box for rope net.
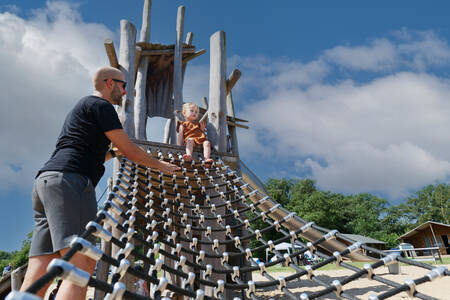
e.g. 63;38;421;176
8;150;449;300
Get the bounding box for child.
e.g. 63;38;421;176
177;102;213;164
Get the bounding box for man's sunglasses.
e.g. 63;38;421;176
105;78;127;89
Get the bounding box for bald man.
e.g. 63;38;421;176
20;67;179;299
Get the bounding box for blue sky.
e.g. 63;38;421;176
1;0;449;252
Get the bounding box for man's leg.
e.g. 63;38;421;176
55;248;96;300
20;253;60;297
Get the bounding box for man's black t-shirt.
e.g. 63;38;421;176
40;96;123;186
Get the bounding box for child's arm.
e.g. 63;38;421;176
200;121;206;132
177;125;184;146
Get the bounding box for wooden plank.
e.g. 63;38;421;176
201;97;208;110
208;31;227;152
183;49;206;64
141;48;196;56
104;39;119;69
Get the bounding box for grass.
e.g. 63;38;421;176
253;256;450;274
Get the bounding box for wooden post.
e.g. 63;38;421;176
117;20;137;138
134;0;152;140
226;69;241;162
94;178;113;300
168;5;185;145
201;97;208;110
185;32;193;44
208;31;227;152
104;39;119;69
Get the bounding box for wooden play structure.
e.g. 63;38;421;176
4;1;449;299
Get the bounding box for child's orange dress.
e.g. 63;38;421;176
178;121;206;145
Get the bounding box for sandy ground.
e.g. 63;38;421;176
42;264;449;299
251;264;450;300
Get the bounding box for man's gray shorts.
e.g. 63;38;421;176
29;171;96;257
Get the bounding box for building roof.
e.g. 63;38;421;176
398;221;450;240
341;234;386;244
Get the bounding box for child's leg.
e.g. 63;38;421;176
203;140;213;163
183;138;194;161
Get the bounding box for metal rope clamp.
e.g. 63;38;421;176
363;263;374;280
151;277;168;299
244;219;250;229
175;256;187;270
234;236;241;248
233;209;239;218
146;208;155;219
214;280;225;298
245;248;253;261
278;276;286;291
300;222;314;233
168;231;177;243
221;252;229;266
184;224;192;236
260;212;266;221
231;266;240;282
149;258;163;276
119;228;136;242
112;259;131;280
212;239;219;251
182;272;196;290
196;250;205;264
305;265;313;280
246;280;255;298
347;241;362;253
290;231;297;243
47;259;90;287
333;251;342;266
268;240;275;252
191;237;198;250
283;253;292;267
382;253;400;265
205;226;212;238
116;243;134;260
307;242;315;253
426;266;447;281
195;290;205;300
258;262;266;276
332;280;343;299
97;210;119;228
104;200;123;216
211;204;216;213
226;225;231;236
404;278;416;298
86;221;112;242
104;282;126;300
323;230;338;241
217;215;223;224
255;230;262;240
203;264;212;280
273;221;280;232
181;213;188;224
174;243;182;256
70;237;103;261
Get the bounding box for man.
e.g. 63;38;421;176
20;67;179;299
2;263;12;276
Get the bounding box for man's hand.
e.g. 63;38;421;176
158;161;181;174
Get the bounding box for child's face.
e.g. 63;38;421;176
184;105;199;121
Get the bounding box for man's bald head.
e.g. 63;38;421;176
93;66;124;91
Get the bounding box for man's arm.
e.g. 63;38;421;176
105;129;179;173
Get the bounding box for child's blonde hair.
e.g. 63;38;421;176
182;102;199;115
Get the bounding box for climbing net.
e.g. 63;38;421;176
8;150;449;300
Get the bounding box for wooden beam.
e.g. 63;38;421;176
201;97;208;110
185;32;193;44
183;49;206;64
228;120;248;129
104;38;119;69
226;69;241;95
141;47;195;56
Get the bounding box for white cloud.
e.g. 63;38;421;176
237;35;450;198
323;29;450;72
0;2;113;190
